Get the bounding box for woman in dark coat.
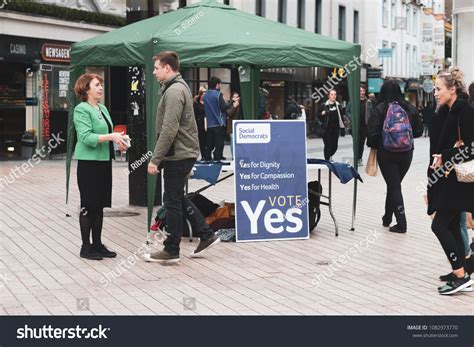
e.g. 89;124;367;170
367;80;423;233
429;67;474;295
193;87;207;160
318;89;346;160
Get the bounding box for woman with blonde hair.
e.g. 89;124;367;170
429;66;474;294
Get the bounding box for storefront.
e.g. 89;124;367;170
0;35;36;159
0;35;71;159
38;42;71;155
405;78;422;108
260;67;349;137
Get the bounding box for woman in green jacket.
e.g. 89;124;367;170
73;73;127;260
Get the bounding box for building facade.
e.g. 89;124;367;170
452;0;474;84
36;0;125;17
0;1;124;159
363;0;423;81
178;0;363;123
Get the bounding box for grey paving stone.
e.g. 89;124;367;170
1;137;472;315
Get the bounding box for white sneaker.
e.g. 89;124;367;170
143;250;180;263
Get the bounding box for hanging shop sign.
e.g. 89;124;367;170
0;35;38;63
422;79;434;93
41;43;71;63
42;72;50;141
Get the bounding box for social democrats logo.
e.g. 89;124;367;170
236;123;271;144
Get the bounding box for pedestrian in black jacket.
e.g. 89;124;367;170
318;89;346;160
284;95;302;119
428;67;474;295
367;79;423;233
469;82;474;107
193;87;207;160
422;102;436;137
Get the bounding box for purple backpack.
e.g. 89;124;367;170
382;102;413;152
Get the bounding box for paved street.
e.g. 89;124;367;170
0;136;473;315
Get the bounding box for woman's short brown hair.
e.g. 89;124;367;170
74;73;103;102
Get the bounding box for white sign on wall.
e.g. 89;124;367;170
421;21;434;75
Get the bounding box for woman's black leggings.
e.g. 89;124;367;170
323;129;339;160
377;149;413;229
432;210;466;271
79;206;104;247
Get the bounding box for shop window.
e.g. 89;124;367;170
382;0;388;27
0;63;25;106
297;0;305;29
256;0;265;17
315;0;322;33
338;6;346;40
0;62;26;157
159;0;179;14
278;0;287;23
354;10;359;43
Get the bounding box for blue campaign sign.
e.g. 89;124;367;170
233;120;309;242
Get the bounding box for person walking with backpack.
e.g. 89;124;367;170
429;67;474;294
367;80;423;233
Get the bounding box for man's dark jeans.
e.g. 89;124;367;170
205;126;226;160
162;159;214;254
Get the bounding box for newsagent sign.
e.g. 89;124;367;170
41;43;71;63
233;120;309;242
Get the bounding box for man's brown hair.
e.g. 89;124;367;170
74;73;103;102
153;51;180;71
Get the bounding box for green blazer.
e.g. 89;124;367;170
73;102;115;161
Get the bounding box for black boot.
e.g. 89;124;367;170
93;244;117;258
80;245;103;260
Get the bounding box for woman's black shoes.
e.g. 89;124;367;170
388;224;407;233
382;216;391;227
93;244;117;258
80;245;103;260
80;244;117;260
439;272;455;282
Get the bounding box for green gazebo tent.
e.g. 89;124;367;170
66;0;361;235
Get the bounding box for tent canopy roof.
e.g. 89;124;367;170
67;0;362;230
71;0;359;68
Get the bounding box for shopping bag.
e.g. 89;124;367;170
365;148;378;177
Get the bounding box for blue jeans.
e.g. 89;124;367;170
162;159;214;254
460;212;471;258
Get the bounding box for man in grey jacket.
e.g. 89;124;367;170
145;51;220;263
